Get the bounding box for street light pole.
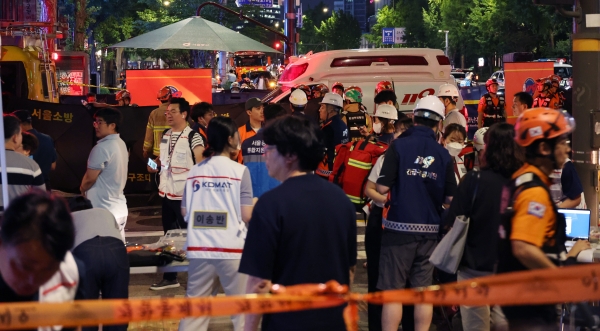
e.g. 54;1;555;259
438;29;449;57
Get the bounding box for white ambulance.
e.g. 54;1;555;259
265;48;461;114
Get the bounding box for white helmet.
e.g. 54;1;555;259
290;89;308;106
374;104;398;120
437;83;459;98
413;95;445;121
320;92;344;108
473;127;489;151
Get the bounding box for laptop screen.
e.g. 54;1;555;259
558;209;591;240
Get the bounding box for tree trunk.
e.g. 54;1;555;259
74;0;87;51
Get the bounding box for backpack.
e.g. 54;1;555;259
328;138;388;210
162;128;200;164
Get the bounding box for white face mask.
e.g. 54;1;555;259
445;142;464;157
373;122;382;134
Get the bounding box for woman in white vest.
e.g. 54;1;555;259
179;116;254;331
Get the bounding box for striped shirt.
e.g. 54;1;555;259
0;150;46;209
170;130;204;152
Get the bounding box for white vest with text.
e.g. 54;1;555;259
183;156;248;259
159;127;195;200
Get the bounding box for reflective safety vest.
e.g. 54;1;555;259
342;103;370;142
159;126;196;200
498;172;567;274
533;93;563;109
482;93;506;127
183;156;247;259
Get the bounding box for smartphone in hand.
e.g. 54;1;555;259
148;158;158;170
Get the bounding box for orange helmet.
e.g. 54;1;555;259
157;86;182;101
485;79;499;90
375;81;393;95
514;107;575;147
115;90;130;101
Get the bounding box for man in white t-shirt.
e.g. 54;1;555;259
80;107;129;241
438;83;467;132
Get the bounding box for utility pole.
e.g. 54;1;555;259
284;0;297;58
542;0;599;226
438;30;449;57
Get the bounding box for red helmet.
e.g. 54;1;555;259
115;90;130;101
311;84;329;98
485;79;499;90
331;81;344;91
375;81;393;95
157;86;182;101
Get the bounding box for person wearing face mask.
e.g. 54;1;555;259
443;123;525;331
372;104;398;145
442;124;468;184
438;83;466;132
179;116;255;331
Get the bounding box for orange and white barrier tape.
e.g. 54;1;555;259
0;264;599;330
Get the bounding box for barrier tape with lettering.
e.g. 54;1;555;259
58;80;124;91
0;264;599;331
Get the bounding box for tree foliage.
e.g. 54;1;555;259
316;10;362;50
366;0;573;72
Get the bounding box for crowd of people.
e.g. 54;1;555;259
0;76;591;331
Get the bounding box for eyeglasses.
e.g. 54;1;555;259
93;120;106;126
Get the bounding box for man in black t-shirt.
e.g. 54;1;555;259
240;116;357;331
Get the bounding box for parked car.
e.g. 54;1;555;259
490;70;506;87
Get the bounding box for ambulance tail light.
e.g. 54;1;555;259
436;55;450;65
330;56;428;67
279;63;308;82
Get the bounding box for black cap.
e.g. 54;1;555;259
245;98;262;110
11;110;32;123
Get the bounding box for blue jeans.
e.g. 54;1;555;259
73;236;129;331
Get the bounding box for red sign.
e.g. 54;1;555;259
58;70;84;96
127;69;213;107
504;62;554;123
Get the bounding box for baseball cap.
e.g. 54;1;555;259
11;110;32;123
245;98;262;110
320;93;343;108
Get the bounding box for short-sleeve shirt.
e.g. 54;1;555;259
28;129;57;185
510;164;555;248
239;174;357;331
560;161;583;200
367;156;385;208
0;150;46;209
443;109;467;130
85;134;129;219
71;208;123;248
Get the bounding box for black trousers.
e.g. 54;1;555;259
162;197;187;281
365;205;414;331
73;236;129;331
